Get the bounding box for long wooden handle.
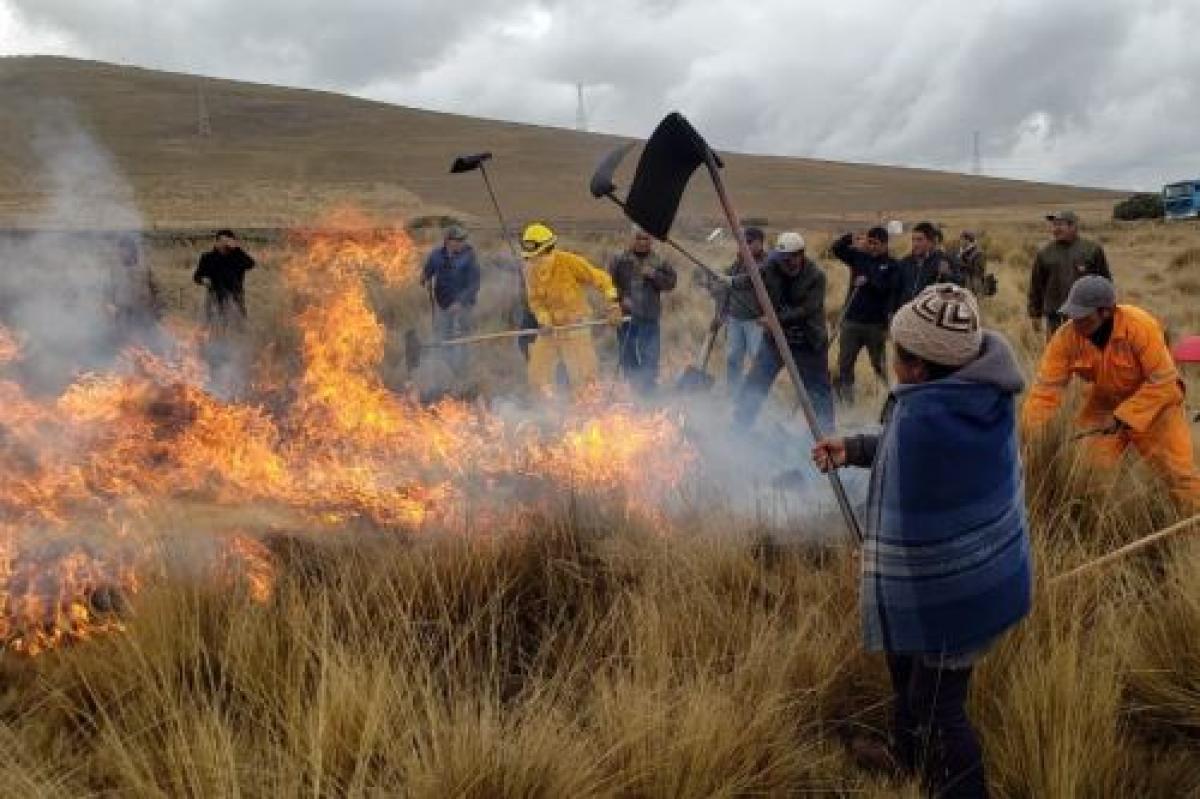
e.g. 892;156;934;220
701;149;863;544
425;318;627;348
1049;513;1200;585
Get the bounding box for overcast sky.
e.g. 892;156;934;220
3;0;1198;190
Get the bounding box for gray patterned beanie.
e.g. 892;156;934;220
890;284;982;367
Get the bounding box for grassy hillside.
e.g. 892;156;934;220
0;56;1117;230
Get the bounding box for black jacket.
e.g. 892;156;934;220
608;250;677;321
193;247;255;303
830;234;899;325
760;253;828;350
897;250;963;306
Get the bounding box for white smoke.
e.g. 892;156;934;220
0;102;146;392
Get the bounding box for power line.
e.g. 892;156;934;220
197;83;212;138
575;83;588;133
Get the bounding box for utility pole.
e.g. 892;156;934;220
575;83;588;133
197;84;212;138
971;130;982;175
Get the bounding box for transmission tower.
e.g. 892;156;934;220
971;130;982;175
575;83;588;133
197;84;212;138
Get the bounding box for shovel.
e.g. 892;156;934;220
676;318;722;393
676;290;730;392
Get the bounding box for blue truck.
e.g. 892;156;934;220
1163;179;1200;220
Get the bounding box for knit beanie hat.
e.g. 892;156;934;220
890;284;983;367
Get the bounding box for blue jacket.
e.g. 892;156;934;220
422;245;481;309
844;332;1033;655
831;234;899;325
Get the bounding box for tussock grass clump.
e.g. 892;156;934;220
2;471;1200;796
1170;247;1200;271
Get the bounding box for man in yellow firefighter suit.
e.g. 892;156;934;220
521;223;622;395
1023;275;1200;506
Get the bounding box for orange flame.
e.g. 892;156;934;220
0;209;695;654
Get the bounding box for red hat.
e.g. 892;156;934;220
1172;335;1200;364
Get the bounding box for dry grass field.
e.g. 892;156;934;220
0;206;1195;797
1;57;1198;798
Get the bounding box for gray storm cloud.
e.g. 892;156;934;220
5;0;1199;189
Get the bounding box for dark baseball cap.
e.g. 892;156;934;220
742;226;765;243
1059;275;1116;319
1045;210;1079;224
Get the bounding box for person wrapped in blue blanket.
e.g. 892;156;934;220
812;284;1032;798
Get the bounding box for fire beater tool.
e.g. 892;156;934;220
404;317;629;373
599;112;863;543
450;152;537;353
449;152;522;263
589;143;727;286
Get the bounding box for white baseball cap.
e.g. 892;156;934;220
775;231;806;253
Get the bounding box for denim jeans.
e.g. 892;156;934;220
725;317;763;392
733;338;835;433
887;654;988;798
434;305;472;374
617;319;661;394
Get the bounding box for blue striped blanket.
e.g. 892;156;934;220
861;333;1033;654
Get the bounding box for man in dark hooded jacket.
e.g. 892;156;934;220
831;227;900;404
733;231;833;431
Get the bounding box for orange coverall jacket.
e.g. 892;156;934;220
1023;305;1200;505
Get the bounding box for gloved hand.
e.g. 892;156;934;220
606;303;624;326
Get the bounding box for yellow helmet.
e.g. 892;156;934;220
521;222;557;258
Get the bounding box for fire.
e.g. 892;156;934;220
0;209;695;654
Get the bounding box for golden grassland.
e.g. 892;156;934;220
1;211;1199;796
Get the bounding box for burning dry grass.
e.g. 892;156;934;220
0;213;695;655
0;453;1198;796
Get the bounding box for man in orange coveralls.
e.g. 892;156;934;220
1023;275;1200;506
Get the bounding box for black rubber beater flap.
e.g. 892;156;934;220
623;112;723;239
